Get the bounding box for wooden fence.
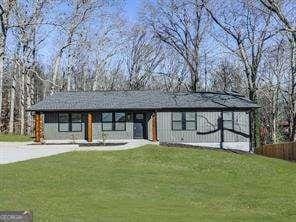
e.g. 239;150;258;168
255;142;296;161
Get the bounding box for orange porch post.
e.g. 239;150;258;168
87;113;93;142
34;113;41;142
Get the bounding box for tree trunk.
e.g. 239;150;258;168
26;73;32;135
249;85;258;151
8;73;16;133
51;53;62;93
20;72;25;135
83;69;87;91
188;62;199;92
0;36;5;126
67;74;71;91
272;87;279;143
93;74;98;91
289;35;296;141
272;119;277;143
190;70;198;92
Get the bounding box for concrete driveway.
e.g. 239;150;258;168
0;142;78;164
0;140;153;164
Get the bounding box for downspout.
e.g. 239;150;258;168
220;111;224;149
249;110;252;153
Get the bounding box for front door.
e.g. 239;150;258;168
133;113;146;139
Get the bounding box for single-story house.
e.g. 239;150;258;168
28;90;259;151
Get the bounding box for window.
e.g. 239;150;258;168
71;113;82;132
185;112;196;130
102;113;113;131
58;113;70;132
172;112;196;131
223;112;234;130
115;112;126;131
102;112;126;131
172;112;182;130
58;113;82;132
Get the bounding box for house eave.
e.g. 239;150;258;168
27;106;259;113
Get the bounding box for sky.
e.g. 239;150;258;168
124;0;141;21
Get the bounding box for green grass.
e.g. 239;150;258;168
0;133;32;142
1;145;296;221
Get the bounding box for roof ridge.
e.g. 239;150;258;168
52;89;163;94
49;90;245;95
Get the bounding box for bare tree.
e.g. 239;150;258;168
12;0;47;134
204;0;274;149
143;0;210;92
0;0;15;128
92;22;122;91
259;0;296;141
259;39;287;143
8;63;16;133
126;27;163;90
155;51;189;92
51;0;101;93
211;60;243;92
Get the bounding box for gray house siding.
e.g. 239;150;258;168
157;111;250;151
224;111;249;142
92;112;154;140
157;111;221;143
92;112;133;140
44;112;86;140
43;111;154;141
43;110;250;151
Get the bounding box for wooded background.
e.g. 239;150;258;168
0;0;295;148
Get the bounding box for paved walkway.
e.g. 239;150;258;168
76;139;153;151
0;140;153;164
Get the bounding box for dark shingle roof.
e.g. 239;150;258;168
28;90;259;111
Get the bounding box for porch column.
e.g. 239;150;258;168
87;113;93;142
34;112;41;142
40;114;44;141
152;112;158;142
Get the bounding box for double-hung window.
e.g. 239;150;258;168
172;112;196;131
71;113;82;132
172;112;183;130
115;112;126;131
102;113;113;131
223;112;234;130
185;112;196;130
58;113;70;132
58;113;82;132
102;112;126;131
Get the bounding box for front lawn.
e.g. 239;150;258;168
0;133;32;142
1;145;296;221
